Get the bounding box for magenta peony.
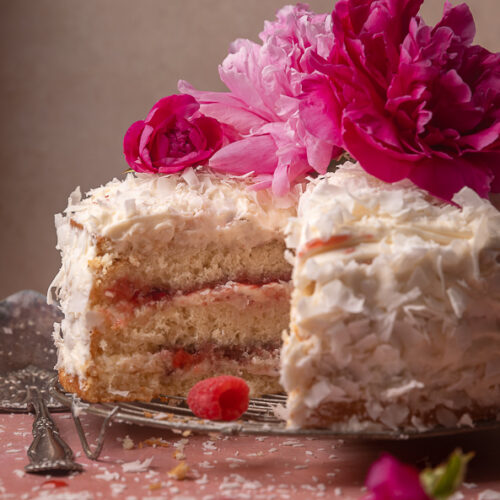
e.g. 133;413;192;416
179;4;340;196
364;454;431;500
300;0;500;202
123;94;225;174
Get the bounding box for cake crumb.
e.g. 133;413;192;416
148;482;162;491
139;437;169;449
168;461;189;480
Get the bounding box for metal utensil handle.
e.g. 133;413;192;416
71;405;119;460
25;386;83;474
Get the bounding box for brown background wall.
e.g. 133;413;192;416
1;0;499;299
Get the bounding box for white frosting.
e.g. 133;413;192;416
60;168;298;247
282;162;500;430
49;168;298;380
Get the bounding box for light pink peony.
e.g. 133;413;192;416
123;94;225;174
179;4;340;196
300;0;500;202
363;454;430;500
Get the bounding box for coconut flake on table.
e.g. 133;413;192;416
110;483;127;496
195;473;209;485
32;492;94;500
479;492;500;500
121;456;153;473
197;461;215;469
202;440;217;451
95;470;120;481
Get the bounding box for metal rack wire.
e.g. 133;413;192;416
50;381;500;460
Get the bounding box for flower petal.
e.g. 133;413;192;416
300;76;343;144
179;80;268;134
365;454;430;500
123;120;147;170
342;116;413;183
209;135;278;175
409;155;493;201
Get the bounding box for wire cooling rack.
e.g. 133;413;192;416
50;380;500;460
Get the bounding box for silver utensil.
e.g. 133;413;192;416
25;385;82;473
0;290;82;473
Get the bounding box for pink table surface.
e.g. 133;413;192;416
1;412;499;500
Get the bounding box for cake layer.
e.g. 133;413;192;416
282;162;500;431
57;282;289;401
90;238;291;300
93;281;291;350
59;369;281;404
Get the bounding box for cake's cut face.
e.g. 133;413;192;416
50;169;297;402
282;162;500;431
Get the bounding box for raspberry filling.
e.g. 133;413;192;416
97;278;291;329
101;274;291;307
160;343;281;375
298;233;374;258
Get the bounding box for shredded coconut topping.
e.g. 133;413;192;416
283;162;500;431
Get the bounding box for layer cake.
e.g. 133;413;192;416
49;168;297;402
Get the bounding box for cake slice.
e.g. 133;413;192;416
282;162;500;431
50;168;297;402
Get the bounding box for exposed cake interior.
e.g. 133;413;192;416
50;169;297;402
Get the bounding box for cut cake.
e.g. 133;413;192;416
48;0;500;434
49;169;297;402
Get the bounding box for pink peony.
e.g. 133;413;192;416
364;454;431;500
179;4;340;196
300;0;500;202
123;94;225;174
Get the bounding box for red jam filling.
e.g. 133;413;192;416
102;273;291;307
162;343;280;375
298;233;374;258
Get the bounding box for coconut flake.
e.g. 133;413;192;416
383;380;424;400
121;457;153;473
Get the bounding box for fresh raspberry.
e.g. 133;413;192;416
187;375;249;421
